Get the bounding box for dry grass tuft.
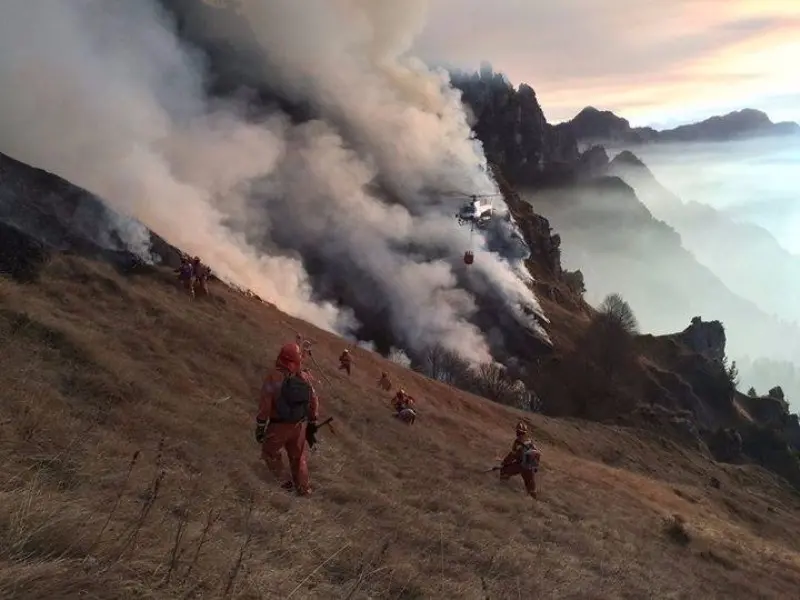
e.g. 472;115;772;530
1;255;800;598
664;513;692;546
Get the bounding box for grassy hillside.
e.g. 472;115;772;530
2;255;800;599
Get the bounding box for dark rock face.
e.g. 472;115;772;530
576;145;610;179
569;107;657;144
568;106;800;145
738;423;800;489
490;166;562;278
706;427;743;463
451;67;580;186
678;317;726;364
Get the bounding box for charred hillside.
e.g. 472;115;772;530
0;152;182;280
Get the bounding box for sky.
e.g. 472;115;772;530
414;0;800;127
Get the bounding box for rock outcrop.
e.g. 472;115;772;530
678;317;726;364
451;65;580;186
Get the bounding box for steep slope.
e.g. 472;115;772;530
3;55;800;596
569;107;800;145
5;250;800;599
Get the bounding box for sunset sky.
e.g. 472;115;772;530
414;0;800;127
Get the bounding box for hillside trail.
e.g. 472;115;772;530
1;255;800;599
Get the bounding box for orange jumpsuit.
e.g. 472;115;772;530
339;351;352;375
256;345;319;496
192;259;209;297
176;259;194;298
500;435;540;498
378;373;392;391
392;391;416;424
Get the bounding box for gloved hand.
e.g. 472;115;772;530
306;420;319;448
255;419;267;444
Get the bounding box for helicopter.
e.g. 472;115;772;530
443;191;504;265
454;193;501;227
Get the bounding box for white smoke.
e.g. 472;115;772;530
388;347;413;369
0;0;344;331
0;0;549;365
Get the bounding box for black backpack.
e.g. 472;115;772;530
274;373;313;423
519;442;540;471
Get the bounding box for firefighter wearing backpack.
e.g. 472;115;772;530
499;421;541;499
255;342;320;497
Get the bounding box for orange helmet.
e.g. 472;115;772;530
276;342;302;372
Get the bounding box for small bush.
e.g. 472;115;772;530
563;269;586;296
663;514;691;546
723;357;739;392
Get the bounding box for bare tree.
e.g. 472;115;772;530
419;344;470;385
598;293;639;335
470;363;516;404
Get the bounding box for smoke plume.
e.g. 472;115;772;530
0;0;549;365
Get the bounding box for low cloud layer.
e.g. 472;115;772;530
0;0;548;366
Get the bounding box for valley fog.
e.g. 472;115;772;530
609;136;800;255
531;135;800;409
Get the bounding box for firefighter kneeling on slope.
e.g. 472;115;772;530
254;342;322;497
392;388;416;425
499;421;541;499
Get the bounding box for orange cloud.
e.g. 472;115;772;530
416;0;800;124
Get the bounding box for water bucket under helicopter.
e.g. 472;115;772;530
463;250;474;265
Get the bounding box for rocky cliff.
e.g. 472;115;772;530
450;66;580;187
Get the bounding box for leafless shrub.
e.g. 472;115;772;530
597;293;639;335
663;514;691;546
418;344;470;386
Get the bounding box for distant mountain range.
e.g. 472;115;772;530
568;106;800;145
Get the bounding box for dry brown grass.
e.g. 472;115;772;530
2;255;800;599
